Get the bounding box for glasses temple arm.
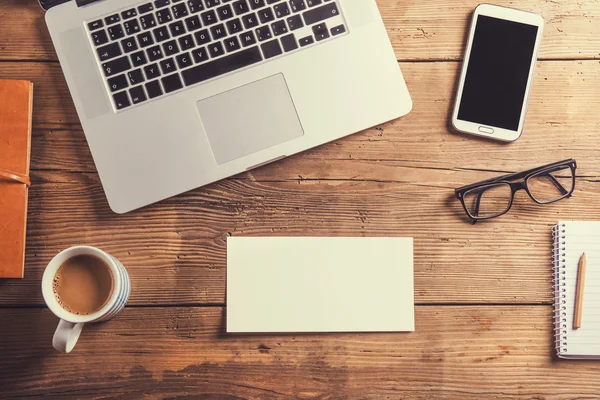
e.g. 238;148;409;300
547;173;569;195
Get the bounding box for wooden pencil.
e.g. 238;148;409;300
574;252;587;329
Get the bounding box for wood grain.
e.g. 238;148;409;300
1;1;600;399
2;0;600;61
1;306;599;399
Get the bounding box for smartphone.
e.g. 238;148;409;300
452;4;544;142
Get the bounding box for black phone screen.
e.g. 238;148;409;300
457;15;539;131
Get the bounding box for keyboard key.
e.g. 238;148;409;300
108;74;129;92
331;24;345;36
299;35;313;46
172;3;189;18
176;52;193;68
287;15;303;30
131;50;149;66
157;9;173;23
201;10;218;25
182;46;262;86
113;91;131;109
124;19;141;35
88;19;104;31
210;23;227;40
122;8;138;19
226;18;243;34
130;86;147;104
146;80;163;98
138;31;155;47
144;63;162;79
208;41;225;57
163;40;180;55
121;37;139;53
242;13;258;29
162;73;184;93
258;8;275;23
160;57;177;74
188;0;205;12
217;4;234;20
312;22;329;41
289;0;306;12
280;33;297;52
179;34;195;49
239;31;256;47
271;20;287;35
224;36;241;52
248;0;264;10
260;38;282;59
205;0;221;7
147;45;164;61
102;56;132;77
154;26;171;41
128;69;146;85
155;0;171;8
169;20;186;36
91;30;109;46
306;0;321;6
255;26;271;41
192;47;209;63
273;3;290;18
105;14;121;25
97;42;122;61
185;15;202;31
108;25;125;40
303;2;338;25
194;29;211;44
140;14;157;29
233;0;249;15
138;3;155;14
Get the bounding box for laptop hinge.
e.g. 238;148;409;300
39;0;101;11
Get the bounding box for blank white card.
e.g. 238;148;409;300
226;237;414;333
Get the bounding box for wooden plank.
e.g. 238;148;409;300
2;173;598;307
380;0;600;61
2;0;600;61
16;60;600;173
1;306;599;399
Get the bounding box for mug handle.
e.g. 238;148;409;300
53;319;84;353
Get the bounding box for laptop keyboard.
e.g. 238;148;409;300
87;0;348;112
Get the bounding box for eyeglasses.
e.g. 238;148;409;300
455;159;577;223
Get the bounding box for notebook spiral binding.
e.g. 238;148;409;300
552;223;568;355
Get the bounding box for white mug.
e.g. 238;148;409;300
41;246;130;353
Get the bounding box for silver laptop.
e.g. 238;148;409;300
43;0;412;213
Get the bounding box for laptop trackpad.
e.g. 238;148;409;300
197;74;304;165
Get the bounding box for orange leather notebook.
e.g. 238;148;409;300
0;80;33;278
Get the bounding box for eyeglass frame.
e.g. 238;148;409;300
454;159;577;223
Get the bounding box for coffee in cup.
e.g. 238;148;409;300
53;254;114;316
42;246;130;353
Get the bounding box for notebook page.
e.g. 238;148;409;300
559;221;600;358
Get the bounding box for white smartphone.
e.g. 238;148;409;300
452;4;544;142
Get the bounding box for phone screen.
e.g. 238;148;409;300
458;15;539;131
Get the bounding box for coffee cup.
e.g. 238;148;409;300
41;246;130;353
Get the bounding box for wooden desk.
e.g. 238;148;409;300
1;0;600;398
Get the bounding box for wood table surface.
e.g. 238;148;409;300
1;0;600;398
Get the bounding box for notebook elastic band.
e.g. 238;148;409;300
0;169;31;187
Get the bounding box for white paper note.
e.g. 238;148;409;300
227;237;414;333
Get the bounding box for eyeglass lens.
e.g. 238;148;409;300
463;183;512;219
527;165;575;204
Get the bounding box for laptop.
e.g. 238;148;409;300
42;0;412;213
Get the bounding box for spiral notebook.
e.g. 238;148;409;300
553;221;600;359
